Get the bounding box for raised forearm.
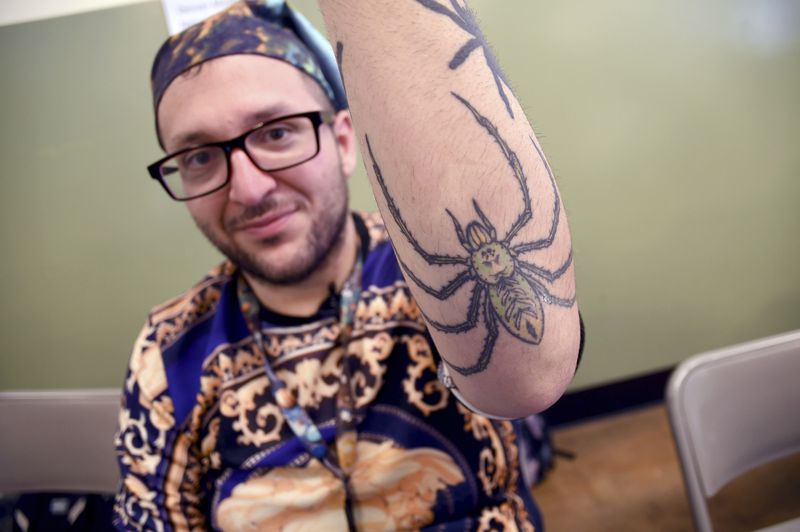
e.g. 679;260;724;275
319;0;580;417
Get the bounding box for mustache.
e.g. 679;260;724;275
224;195;299;231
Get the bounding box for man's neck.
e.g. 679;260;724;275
243;215;358;318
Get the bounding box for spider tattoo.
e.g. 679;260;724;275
415;0;514;118
365;93;575;376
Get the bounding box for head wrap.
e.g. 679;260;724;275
150;0;347;143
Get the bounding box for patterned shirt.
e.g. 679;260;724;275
114;212;541;531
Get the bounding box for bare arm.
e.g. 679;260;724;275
319;0;580;418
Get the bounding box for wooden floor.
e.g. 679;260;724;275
531;405;800;532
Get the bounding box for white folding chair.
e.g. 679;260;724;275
0;389;121;494
667;330;800;532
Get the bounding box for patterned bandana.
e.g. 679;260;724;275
150;0;347;140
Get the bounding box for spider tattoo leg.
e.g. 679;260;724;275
449;0;470;20
446;294;499;376
449;38;482;69
396;259;474;299
419;285;484;333
470;199;497;240
444;1;515;118
335;41;348;101
518;250;573;283
445;1;486;73
492;71;514;119
415;0;515;118
523;274;576;308
513;137;561;254
445;209;469;249
445;0;514;117
451;93;531;243
366;134;469;267
414;0;471;30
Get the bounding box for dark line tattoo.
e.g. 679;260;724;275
513;137;560;253
335;41;349;101
336;41;344;83
366;93;575;376
336;41;344;72
366;136;469;267
414;0;514;118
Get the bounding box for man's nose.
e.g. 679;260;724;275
227;148;277;205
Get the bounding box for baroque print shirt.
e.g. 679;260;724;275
113;212;542;531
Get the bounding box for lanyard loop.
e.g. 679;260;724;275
236;250;363;531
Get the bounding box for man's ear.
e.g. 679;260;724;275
331;110;357;178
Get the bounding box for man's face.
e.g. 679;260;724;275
157;55;356;285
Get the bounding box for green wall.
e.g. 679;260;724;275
1;0;798;391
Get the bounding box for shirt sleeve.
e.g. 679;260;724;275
113;322;207;531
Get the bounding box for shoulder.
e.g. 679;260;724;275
356;210;390;250
124;262;238;400
355;211;407;290
144;261;236;344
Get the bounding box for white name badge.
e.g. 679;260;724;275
160;0;237;35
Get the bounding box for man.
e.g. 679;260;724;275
114;1;582;530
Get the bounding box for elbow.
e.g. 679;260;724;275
494;359;577;419
448;311;582;419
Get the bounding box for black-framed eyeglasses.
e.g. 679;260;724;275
148;110;335;201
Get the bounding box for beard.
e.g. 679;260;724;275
197;179;350;286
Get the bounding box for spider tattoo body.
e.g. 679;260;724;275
366;93;575;376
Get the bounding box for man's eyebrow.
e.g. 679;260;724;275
251;105;297;123
170;105;299;151
172;131;214;149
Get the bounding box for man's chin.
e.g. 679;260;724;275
241;264;314;286
198;200;349;287
228;242;317;286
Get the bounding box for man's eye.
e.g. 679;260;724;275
262;126;291;142
269;127;289;140
252;123;298;146
182;149;214;168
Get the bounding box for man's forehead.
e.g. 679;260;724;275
157;55;329;150
166;103;296;147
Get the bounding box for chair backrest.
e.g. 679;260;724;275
0;389;121;494
666;330;800;532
